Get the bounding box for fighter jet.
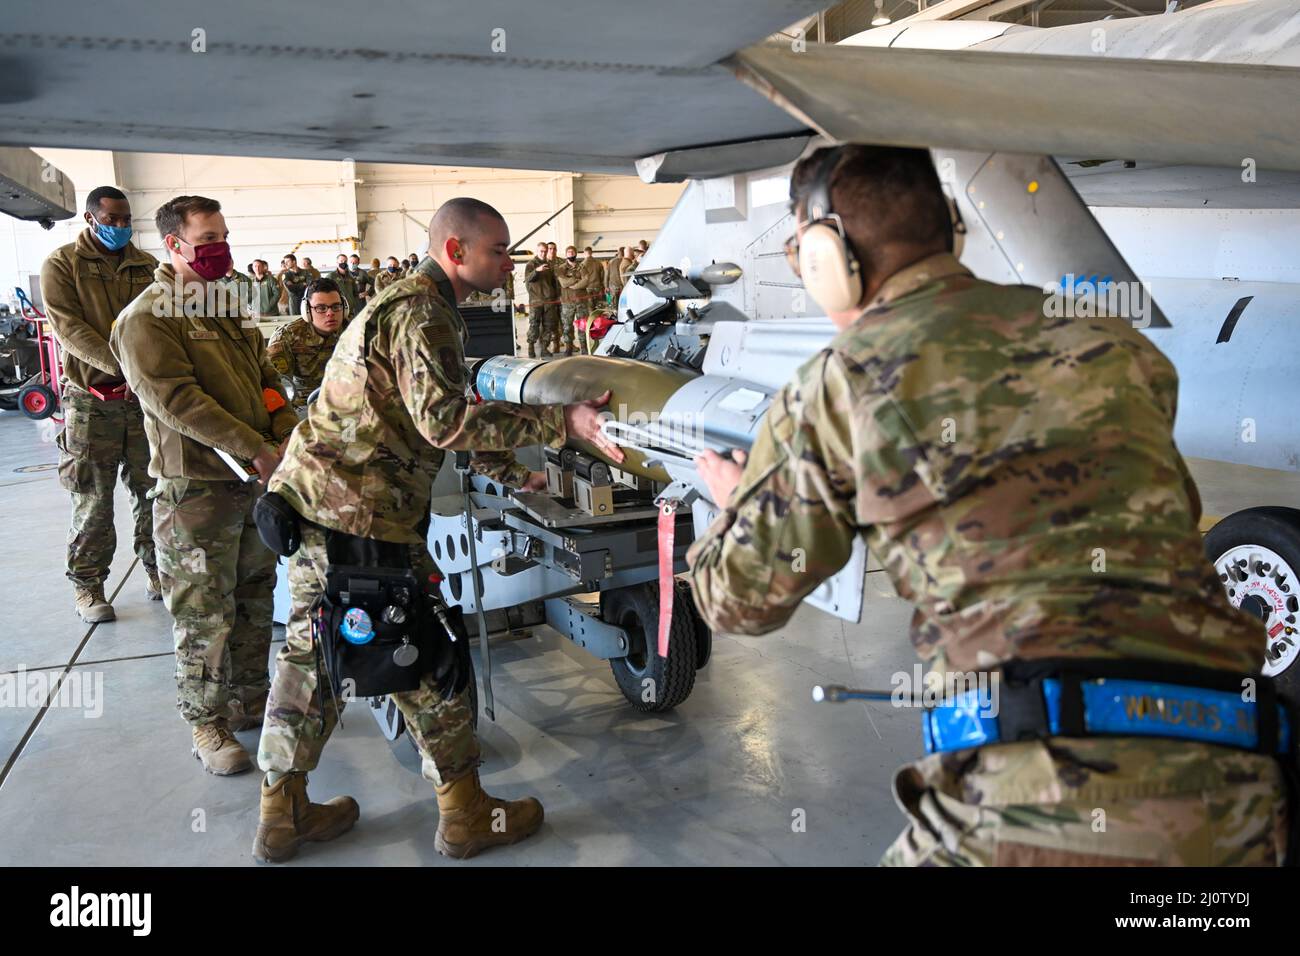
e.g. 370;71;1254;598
4;0;1299;706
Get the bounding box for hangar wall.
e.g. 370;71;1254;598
0;150;685;310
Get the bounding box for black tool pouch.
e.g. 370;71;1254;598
253;491;303;557
315;529;470;700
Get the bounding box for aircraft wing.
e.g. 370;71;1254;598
0;0;824;176
726;41;1300;173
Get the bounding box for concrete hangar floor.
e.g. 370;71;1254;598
1;407;1294;867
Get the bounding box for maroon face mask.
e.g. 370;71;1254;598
176;238;233;281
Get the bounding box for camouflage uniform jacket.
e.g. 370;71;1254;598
249;272;282;317
266;317;342;410
374;268;402;294
269;258;567;545
524;256;557;305
687;252;1260;679
578;257;605;304
350;266;373;300
110;264;298;479
327;268;361;314
555;258;585;305
605;256;625;298
279;267;309;299
40;230;157;390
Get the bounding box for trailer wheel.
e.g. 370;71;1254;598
1205;507;1300;697
605;582;698;712
18;383;56;420
676;580;712;670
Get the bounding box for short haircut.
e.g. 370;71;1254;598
546;241;557;248
86;185;127;215
584;246;593;254
304;277;342;302
155;195;221;240
428;197;504;253
284;253;298;263
387;256;399;264
789;145;951;262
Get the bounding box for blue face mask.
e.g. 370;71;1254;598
91;220;132;251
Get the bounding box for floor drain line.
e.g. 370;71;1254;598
0;557;139;792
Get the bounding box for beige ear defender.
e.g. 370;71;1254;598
301;281;351;322
797;147;967;313
797;147;863;315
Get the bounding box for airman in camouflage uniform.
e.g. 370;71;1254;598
41;188;160;622
265;285;345;412
605;247;628;306
577;247;605;321
254;198;622;862
524;249;558;357
349;255;373;306
112;195;299;777
688;145;1289;867
248;261;282;318
554;246;584;356
326;263;361;319
278;256;310;316
542;243;562;352
374;256;404;294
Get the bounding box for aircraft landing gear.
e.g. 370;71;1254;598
1205;506;1300;698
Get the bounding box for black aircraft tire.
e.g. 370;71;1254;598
1204;507;1300;699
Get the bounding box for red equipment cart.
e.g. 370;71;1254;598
14;287;62;421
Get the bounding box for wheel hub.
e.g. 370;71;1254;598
1215;543;1299;678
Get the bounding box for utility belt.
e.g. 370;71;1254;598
921;657;1295;758
921;657;1300;866
253;490;470;702
66;381;130;402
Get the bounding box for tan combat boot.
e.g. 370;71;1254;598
434;770;544;859
143;565;163;601
253;773;360;863
527;343;536;358
192;720;253;775
73;584;115;624
228;692;267;732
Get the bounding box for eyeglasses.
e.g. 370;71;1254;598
310;303;345;315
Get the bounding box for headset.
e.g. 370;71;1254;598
796;146;968;314
796;147;863;314
301;278;352;322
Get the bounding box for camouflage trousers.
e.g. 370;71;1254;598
151;477;275;727
545;303;563;352
879;736;1289;866
558;302;583;353
57;385;155;588
526;304;552;353
258;524;480;787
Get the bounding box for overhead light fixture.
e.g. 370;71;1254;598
871;1;891;26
